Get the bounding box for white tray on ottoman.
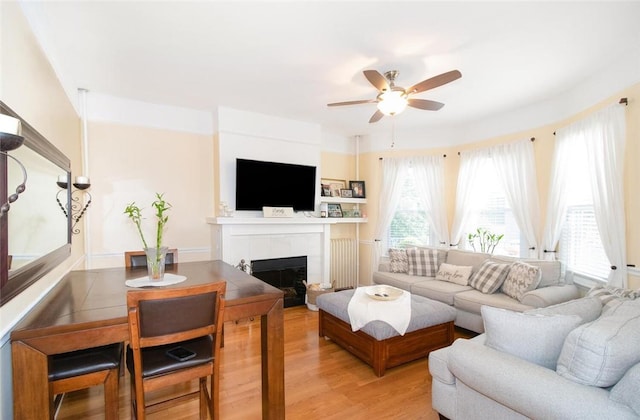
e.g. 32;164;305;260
316;288;456;376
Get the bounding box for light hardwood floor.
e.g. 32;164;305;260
56;306;473;419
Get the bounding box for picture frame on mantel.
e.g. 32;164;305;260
349;180;365;198
321;178;346;197
327;203;343;218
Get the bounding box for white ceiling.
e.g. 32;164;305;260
20;1;640;144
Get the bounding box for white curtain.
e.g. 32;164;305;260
413;155;449;246
541;132;576;260
542;103;627;286
584;105;627;287
371;157;408;275
449;149;487;247
492;139;540;258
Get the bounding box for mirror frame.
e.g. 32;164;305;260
0;101;72;306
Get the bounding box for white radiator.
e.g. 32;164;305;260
330;238;358;289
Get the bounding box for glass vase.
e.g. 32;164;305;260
144;246;168;281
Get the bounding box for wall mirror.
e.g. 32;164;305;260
1;101;71;306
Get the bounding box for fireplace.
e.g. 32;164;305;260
251;256;307;308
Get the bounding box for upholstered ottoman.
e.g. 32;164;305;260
316;289;456;376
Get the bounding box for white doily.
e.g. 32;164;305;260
125;273;187;288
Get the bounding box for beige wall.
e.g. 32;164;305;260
86;121;214;267
357;83;640;288
1;3;83;417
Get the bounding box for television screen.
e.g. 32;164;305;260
235;158;317;211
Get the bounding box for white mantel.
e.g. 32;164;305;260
206;217;334;287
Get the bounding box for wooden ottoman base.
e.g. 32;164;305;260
318;309;454;377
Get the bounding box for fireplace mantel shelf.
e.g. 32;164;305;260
206;217;367;225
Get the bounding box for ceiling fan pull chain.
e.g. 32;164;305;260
391;117;396;149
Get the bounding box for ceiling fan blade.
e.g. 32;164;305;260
363;70;389;91
369;110;384;123
407;98;445;111
406;70;462;95
327;99;377;107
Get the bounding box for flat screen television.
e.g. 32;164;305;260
235;158;317;211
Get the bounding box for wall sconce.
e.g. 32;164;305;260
56;175;92;234
0;115;27;217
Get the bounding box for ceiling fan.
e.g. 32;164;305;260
327;69;462;123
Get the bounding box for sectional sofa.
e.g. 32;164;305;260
372;247;580;333
429;289;640;419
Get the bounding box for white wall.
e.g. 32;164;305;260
217;107;323;215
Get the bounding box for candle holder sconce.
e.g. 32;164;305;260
56;176;92;235
0;116;27;217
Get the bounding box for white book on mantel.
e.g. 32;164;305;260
262;207;294;218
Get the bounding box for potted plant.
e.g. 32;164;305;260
124;193;172;280
467;227;504;254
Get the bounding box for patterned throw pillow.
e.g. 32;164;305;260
388;248;409;273
407;248;438;277
501;261;542;301
469;260;511;294
435;263;473;286
587;285;640;313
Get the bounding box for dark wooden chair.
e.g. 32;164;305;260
126;282;226;419
49;343;123;419
124;248;178;268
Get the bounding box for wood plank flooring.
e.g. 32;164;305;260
56;306;474;419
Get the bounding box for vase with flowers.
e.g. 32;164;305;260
124;193;172;281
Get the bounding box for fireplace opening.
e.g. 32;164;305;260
251;256;307;308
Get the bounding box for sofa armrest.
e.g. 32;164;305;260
378;256;391;272
448;339;637;419
520;284;579;308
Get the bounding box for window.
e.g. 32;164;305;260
558;143;610;280
386;167;434;250
464;157;524;257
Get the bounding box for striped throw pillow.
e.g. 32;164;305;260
469;260;511;294
407;248;438;277
587;285;640;313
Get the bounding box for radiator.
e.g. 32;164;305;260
330;238;358;289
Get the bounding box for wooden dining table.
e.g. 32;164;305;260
10;260;285;419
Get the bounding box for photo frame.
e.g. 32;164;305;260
349;180;366;198
327;203;343;218
321;184;331;197
321;178;346;197
340;189;353;198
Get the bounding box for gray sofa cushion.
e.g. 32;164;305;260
526;296;602;323
446;249;490;273
454;289;532;314
411;280;472;305
372;271;425;291
557;299;640;387
482;306;583;369
610;363;640;416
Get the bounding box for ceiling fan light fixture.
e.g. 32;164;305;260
376;89;408;116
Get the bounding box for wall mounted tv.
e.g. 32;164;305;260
235;158;317;212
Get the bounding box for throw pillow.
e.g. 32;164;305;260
469;261;511;294
526;296;602;323
388;248;409;273
586;285;640;313
610;363;640;416
482;306;583;369
407;248;438;277
435;263;473;286
556;299;640;387
501;261;542;301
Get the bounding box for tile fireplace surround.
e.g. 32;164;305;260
206;217;336;287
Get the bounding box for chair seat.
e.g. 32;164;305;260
127;336;213;378
49;343;123;381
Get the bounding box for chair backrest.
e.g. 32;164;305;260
124;249;178;268
127;282;226;350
